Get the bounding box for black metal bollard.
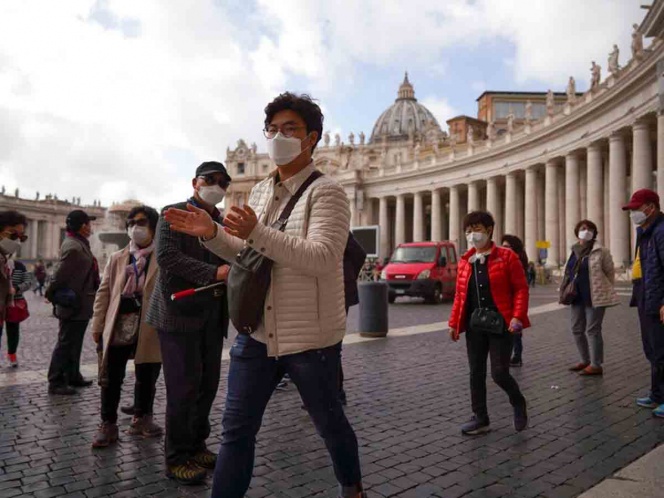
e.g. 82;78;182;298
358;281;389;338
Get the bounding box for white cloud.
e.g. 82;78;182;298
0;0;646;209
419;96;459;131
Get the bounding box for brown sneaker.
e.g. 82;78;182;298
569;362;590;372
579;365;603;376
91;421;119;448
192;448;217;470
165;461;207;485
126;415;163;438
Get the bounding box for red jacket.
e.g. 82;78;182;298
448;243;530;333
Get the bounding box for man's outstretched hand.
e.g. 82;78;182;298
164;204;216;240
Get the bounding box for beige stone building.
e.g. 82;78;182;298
225;5;663;271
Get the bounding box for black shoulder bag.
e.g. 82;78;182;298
468;260;505;335
227;171;322;334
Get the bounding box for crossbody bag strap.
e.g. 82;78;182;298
276;170;324;228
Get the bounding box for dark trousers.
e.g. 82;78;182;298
637;305;664;404
158;323;224;466
466;327;526;421
1;322;20;355
211;335;362;498
100;344;161;424
511;332;523;360
48;320;88;387
36;281;45;296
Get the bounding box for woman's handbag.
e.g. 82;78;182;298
111;311;140;346
227;172;323;334
468;260;505;335
559;254;583;305
6;298;29;323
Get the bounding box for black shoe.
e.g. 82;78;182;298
514;402;528;432
510;357;523;367
70;378;93;387
120;404;135;416
165;461;207;485
275;381;288;391
461;415;490;435
49;385;77;395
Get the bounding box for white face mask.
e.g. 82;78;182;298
466;231;489;249
128;226;151;246
198;185;226;205
0;237;21;255
630;209;648;226
267;132;309;166
578;229;594;241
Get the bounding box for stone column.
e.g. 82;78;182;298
29;220;39;259
505;172;518;235
658;111;664;201
524;167;538;262
545;160;560;266
449;186;460;250
348;192;357;228
395;194;406;246
587;143;604;239
431;189;442;242
486;177;502;242
413;191;424;242
609;132;629;267
467;181;480;211
632;119;653;190
379;197;390;260
565;153;580;252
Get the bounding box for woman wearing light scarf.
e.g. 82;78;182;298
91;206;163;448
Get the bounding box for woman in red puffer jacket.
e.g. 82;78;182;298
448;211;530;436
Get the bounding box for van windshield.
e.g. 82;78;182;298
389;246;437;264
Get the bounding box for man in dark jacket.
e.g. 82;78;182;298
146;161;231;484
46;210;100;395
624;189;664;418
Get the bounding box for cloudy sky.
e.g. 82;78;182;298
0;0;645;209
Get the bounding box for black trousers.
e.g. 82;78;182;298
100;344;162;423
465;326;526;421
48;320;89;387
158;321;225;466
637;305;664;404
1;321;20;355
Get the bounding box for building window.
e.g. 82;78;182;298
237;162;245;175
263;163;269;172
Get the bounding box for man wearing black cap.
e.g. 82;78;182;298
46;209;100;395
623;188;664;418
146;161;232;484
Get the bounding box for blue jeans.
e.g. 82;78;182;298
211;334;362;498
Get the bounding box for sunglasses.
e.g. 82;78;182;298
3;232;28;242
127;218;149;228
199;175;230;190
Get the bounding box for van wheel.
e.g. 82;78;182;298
388;294;396;304
427;285;443;304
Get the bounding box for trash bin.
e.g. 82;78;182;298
358;281;389;338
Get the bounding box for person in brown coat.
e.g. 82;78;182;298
90;205;163;447
0;211;28;333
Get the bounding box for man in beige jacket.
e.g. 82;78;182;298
165;93;365;498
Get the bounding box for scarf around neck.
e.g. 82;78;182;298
122;240;155;298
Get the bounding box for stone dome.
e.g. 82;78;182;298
370;73;442;143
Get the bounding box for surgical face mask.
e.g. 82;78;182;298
198;185;226;205
578;229;594;241
0;237;21;255
267;132;310;166
128;226;151;246
466;231;489;249
630;209;648;226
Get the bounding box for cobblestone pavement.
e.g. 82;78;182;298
1;287;663;497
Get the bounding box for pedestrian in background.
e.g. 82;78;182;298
0;210;28;368
501;234;528;367
91;205;163;448
34;259;47;296
449;211;529;436
46;209;100;395
624;189;664;418
2;256;32;367
560;219;618;376
146;161;231;484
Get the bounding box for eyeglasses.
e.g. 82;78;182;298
2;231;28;242
127;218;149;228
263;125;306;139
199;175;230;190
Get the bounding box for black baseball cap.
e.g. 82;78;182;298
66;209;97;230
195;161;231;181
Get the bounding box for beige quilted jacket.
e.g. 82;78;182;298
203;164;350;357
564;243;620;308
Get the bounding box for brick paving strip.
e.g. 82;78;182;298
1;295;663;497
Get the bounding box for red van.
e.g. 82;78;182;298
380;241;458;304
